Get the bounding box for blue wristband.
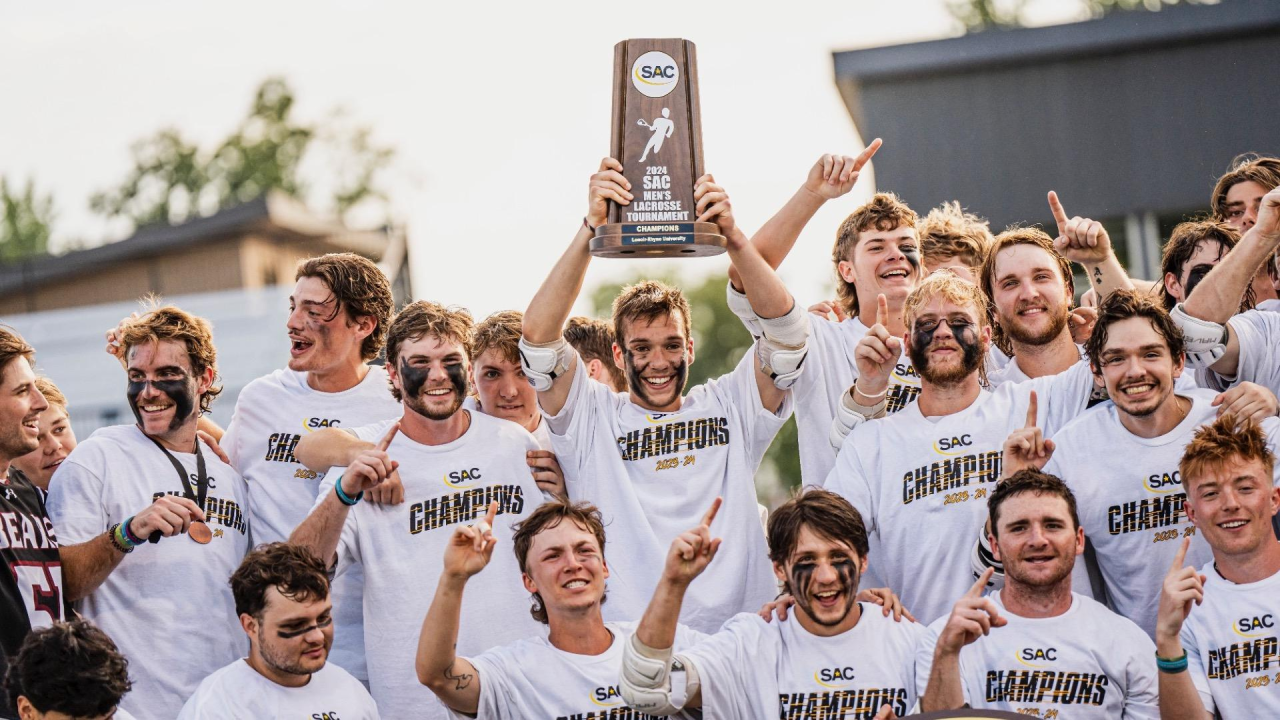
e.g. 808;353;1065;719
1156;652;1188;674
334;474;363;506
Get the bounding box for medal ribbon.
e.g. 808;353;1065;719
145;435;208;543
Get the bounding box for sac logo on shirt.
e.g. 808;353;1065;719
1142;471;1183;494
442;467;483;490
588;684;624;707
304;417;341;431
933;434;973;456
309;713;341;720
814;666;856;688
1234;614;1275;638
1015;647;1058;669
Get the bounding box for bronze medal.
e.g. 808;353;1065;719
188;520;213;545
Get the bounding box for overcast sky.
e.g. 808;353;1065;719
1;0;1089;317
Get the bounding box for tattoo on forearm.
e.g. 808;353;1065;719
445;660;473;690
1093;267;1103;286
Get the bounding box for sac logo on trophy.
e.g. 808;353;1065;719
590;38;727;258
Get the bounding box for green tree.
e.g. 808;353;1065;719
947;0;1208;32
92;77;394;230
589;270;802;506
0;177;55;262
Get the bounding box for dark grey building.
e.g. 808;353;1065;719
832;0;1280;279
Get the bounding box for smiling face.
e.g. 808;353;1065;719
839;226;922;315
1093;316;1183;419
1185;456;1280;560
11;403;75;490
125;340;211;441
774;525;865;630
286;276;372;375
390;334;469;421
612;312;693;412
471;349;538;432
992;492;1083;590
521;518;609;620
0;357;47;462
245;585;333;682
905;296;988;386
990;244;1072;347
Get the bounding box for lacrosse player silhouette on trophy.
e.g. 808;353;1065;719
638;108;675;162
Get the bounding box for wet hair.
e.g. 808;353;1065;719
295;253;395;361
832;193;918;318
919;201;994;271
1158;220;1253;312
34;377;67;409
230;542;330;619
471;310;523;365
1180;413;1277;491
1211;154;1280;221
511;500;608;624
611;280;692;345
1084;289;1185;374
119;303;222;414
0;326;34;387
768;488;870;566
988;468;1080;538
980;226;1075;357
384;301;474;401
564;316;625;391
3;619;131;716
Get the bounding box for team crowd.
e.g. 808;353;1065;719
2;146;1279;719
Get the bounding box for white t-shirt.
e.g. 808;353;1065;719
545;351;787;634
987;344;1087;386
461;395;553;449
791;316;922;487
680;607;925;718
1257;298;1280;312
178;658;380;719
1045;390;1280;638
1207;310;1280;395
222;366;400;686
916;591;1159;718
1181;562;1280;718
46;425;251;720
324;412;546;720
457;620;703;720
826;362;1097;624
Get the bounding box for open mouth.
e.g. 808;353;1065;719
642;375;675;391
1119;382;1156;397
290;337;315;357
138;402;173;417
42;458;64;471
1218;519;1248;531
563;579;590;590
21;417;39;434
811;589;843;609
1017;306;1047;317
880;268;910;281
1022;555;1055;565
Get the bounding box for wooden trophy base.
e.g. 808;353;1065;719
590;221;726;258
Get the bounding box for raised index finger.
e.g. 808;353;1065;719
1169;536;1191;574
377;421;401;452
701;497;723;528
967;567;994;597
483;500;498;530
1047;191;1068;236
853;138;883;170
1025;390;1039;429
876;294;889;327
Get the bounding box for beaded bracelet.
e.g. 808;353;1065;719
334;474;363;506
109;522;136;554
1156;651;1188;674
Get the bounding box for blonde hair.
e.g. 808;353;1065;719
832;193;918;318
471;310;523;365
919;201;993;270
34;377;67;409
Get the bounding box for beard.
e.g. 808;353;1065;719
0;423;38;460
1005;552;1074;589
400;359;468;420
910;321;984;386
256;627;327;677
1001;303;1070;347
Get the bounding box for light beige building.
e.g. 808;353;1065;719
0;191;411;314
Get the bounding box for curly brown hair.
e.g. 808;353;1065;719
832;193;918;318
768;488;869;567
611;280;692;345
471;310;523;365
230;542;330;619
1084;289;1185;375
564;316;625;391
919;201;993;271
1211;154;1280;221
296;253;395;361
119;303;222;414
1181;413;1277;491
3;620;132;716
511;500;608;624
1158;220;1253;312
385;301;474;402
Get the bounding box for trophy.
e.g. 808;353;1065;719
590;38;727;258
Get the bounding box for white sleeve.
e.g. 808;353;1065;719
1225;310;1280;393
1120;628;1160;720
913;620;972;708
708;351;791;466
1180;623;1216;714
677;614;770;718
220;400;244;471
45;458;109;545
825;428;878;537
1027;360;1096;436
349;418;396;443
462;651;517;720
542;353;610;497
